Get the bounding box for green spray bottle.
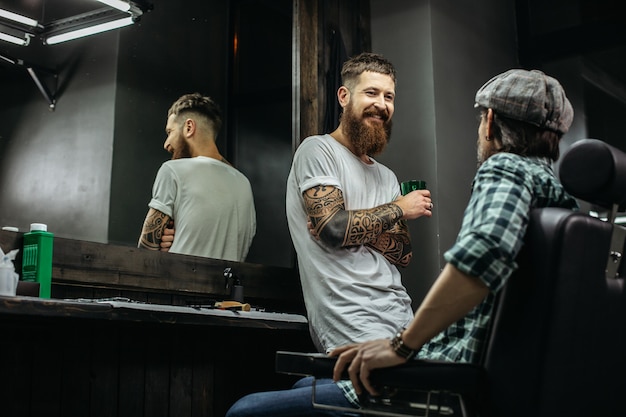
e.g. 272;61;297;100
22;223;54;298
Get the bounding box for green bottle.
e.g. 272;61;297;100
21;223;54;298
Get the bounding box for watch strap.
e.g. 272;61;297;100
390;328;417;360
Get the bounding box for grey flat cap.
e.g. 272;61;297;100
474;69;574;134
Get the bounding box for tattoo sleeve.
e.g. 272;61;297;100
366;220;413;267
303;185;412;265
138;208;171;250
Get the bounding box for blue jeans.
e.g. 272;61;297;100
225;376;360;417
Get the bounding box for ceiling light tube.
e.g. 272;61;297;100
0;24;30;45
0;8;39;27
95;0;132;12
0;31;28;45
44;15;134;45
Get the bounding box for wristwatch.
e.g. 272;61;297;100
390;328;417;360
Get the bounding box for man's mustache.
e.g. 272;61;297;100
362;108;390;121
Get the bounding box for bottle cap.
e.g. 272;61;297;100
1;226;19;232
30;223;48;232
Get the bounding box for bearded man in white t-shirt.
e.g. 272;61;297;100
285;52;433;354
138;93;256;263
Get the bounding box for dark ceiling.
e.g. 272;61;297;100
517;0;626;87
1;0;625;99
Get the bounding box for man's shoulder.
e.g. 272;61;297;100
297;134;332;149
160;158;188;167
485;153;552;174
487;152;549;164
478;153;556;191
155;158;196;177
163;156;234;170
293;134;339;164
482;152;529;171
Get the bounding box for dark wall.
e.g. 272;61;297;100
226;0;294;267
370;0;520;305
0;31;118;242
585;82;626;150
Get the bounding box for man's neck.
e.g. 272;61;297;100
329;126;371;163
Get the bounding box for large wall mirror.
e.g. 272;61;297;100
0;0;296;268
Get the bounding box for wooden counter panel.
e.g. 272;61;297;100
0;231;313;416
0;296;314;417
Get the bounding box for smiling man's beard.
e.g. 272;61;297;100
342;102;392;157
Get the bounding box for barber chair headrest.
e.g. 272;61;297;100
559;139;626;211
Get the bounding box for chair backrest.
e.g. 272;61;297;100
483;139;626;417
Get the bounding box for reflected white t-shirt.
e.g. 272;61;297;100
149;156;256;262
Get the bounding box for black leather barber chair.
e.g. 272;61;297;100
276;138;626;417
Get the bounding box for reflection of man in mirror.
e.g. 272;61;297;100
138;93;256;262
227;52;434;415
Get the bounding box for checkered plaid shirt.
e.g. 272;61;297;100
339;153;579;405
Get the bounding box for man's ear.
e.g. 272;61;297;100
337;86;350;108
486;108;494;139
184;118;196;138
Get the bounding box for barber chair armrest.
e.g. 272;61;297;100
276;351;486;402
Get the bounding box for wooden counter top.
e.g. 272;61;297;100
0;295;308;331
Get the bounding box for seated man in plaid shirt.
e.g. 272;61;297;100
333;68;579;404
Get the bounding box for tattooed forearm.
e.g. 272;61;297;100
303;185;404;248
366;220;413;267
343;204;403;246
138;209;171;250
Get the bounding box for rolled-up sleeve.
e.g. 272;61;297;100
149;163;177;218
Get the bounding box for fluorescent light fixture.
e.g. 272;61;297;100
0;8;39;27
96;0;132;12
0;31;29;45
45;15;134;45
0;23;30;45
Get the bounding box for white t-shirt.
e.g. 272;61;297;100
149;156;256;262
286;134;414;352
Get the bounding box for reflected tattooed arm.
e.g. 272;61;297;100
138;208;171;251
159;220;176;252
304;185;415;267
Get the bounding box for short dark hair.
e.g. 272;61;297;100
168;93;223;134
480;107;562;161
341;52;396;90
